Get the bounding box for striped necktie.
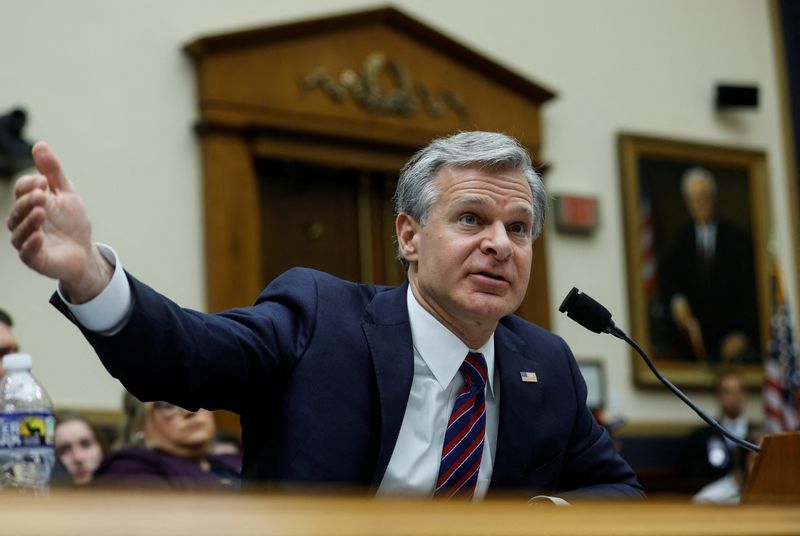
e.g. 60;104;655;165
434;351;488;499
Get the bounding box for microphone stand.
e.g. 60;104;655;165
604;324;760;453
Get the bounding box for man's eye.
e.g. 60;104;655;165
461;214;477;225
508;223;527;234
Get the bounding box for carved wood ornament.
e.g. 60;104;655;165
302;51;468;118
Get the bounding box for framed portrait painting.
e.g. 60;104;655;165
578;360;606;411
618;134;770;388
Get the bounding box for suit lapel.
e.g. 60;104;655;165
361;282;415;485
490;323;546;488
360;286;549;489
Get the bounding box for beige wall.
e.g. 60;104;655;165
0;0;793;425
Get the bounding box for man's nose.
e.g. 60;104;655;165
480;221;512;261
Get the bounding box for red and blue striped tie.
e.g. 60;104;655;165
434;351;487;499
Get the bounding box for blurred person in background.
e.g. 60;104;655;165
683;370;750;491
211;430;243;457
0;308;20;377
54;412;107;485
692;430;762;504
93;392;241;490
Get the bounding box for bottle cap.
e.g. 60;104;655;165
3;353;32;370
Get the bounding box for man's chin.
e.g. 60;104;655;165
462;294;518;321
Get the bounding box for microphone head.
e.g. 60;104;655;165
558;287;614;334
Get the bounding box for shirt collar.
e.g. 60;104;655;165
695;221;717;234
721;416;747;431
406;287;496;399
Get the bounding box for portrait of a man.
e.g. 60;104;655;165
619;134;770;387
658;167;759;363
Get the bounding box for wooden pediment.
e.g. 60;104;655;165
184;7;555;152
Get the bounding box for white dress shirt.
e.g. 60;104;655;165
692;473;741;504
376;287;499;498
720;416;749;450
60;246;499;498
695;222;717;260
58;244;130;333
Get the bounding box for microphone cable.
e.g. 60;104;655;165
561;287;760;453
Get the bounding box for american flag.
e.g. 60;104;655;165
640;179;657;297
764;265;800;433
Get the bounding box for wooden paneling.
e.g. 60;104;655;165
742;432;800;504
185;7;553;151
201;134;264;312
192;23;542;148
257;159;362;284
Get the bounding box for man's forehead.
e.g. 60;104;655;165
436;166;531;193
687;178;712;195
435;164;527;182
719;376;743;390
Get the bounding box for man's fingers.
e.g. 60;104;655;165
6;187;46;233
32;142;74;194
10;206;45;252
13;174;48;199
18;231;44;269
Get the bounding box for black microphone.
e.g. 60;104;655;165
558;287;622;336
559;287;760;453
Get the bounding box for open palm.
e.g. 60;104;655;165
7;143;106;298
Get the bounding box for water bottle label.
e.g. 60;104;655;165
0;412;55;450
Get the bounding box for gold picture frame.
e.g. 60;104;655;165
618;133;770;389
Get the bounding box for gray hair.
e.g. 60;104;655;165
394;131;546;264
681;166;717;199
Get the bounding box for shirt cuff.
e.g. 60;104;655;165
56;243;132;334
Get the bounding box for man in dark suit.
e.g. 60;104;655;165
661;167;759;362
7;132;642;500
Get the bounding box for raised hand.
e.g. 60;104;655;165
6;142;112;303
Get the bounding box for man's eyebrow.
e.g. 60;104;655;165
448;195;490;209
511;203;535;221
451;195;533;211
449;196;534;220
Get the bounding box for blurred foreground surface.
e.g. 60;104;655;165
2;489;799;536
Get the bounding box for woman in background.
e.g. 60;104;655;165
54;413;107;485
93;393;241;490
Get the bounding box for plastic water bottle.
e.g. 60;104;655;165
0;353;55;490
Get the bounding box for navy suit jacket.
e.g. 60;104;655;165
55;268;642;499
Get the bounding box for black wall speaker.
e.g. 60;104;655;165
715;84;759;109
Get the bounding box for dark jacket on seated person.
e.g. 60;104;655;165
93;448;242;490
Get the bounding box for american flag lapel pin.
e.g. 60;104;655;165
520;371;538;383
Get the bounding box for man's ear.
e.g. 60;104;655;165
396;213;420;263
